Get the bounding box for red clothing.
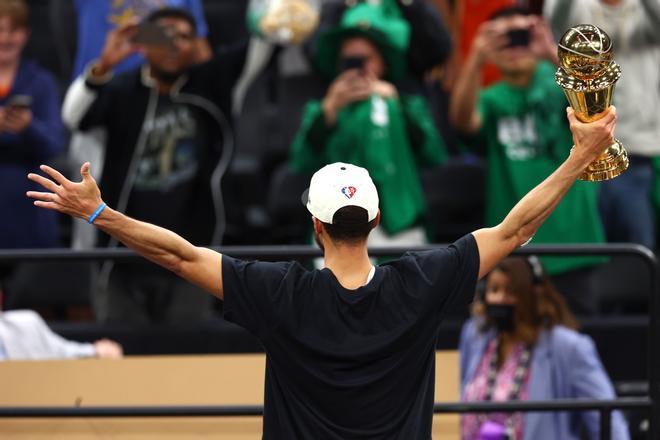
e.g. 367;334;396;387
0;83;10;98
458;0;516;86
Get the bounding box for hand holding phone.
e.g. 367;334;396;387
94;21;141;77
132;22;175;48
506;28;531;48
6;95;32;109
1;95;33;134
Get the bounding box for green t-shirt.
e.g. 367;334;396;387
475;61;605;274
290;95;447;235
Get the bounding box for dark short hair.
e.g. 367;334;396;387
489;6;531;21
146;7;197;35
322;206;377;244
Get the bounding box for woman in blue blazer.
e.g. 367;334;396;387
459;256;629;440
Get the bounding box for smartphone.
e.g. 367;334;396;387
6;95;32;109
340;56;366;72
506;28;530;48
132;22;175;48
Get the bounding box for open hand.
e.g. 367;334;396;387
27;162;103;220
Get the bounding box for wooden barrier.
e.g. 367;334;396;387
0;351;460;439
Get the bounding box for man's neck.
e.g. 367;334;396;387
323;242;373;290
153;77;176;95
156;78;177;95
143;66;180;95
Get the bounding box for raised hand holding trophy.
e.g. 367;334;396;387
555;24;629;181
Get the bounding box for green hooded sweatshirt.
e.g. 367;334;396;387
290;95;447;235
290;1;447;235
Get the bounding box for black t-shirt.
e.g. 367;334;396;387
222;234;480;439
128;95;205;228
126;94;219;245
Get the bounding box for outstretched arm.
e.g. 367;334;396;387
473;107;617;279
26;164;224;299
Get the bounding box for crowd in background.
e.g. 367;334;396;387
1;0;659;321
1;1;657;437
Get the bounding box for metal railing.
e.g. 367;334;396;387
0;243;656;439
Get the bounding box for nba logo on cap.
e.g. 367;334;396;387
303;163;379;224
341;186;357;199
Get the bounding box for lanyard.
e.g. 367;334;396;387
479;339;533;439
483;339;533;402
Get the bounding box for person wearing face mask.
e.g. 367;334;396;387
459;257;629;440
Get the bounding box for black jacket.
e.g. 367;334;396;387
71;44;247;246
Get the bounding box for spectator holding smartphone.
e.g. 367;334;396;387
290;2;447;246
67;1;212;250
0;0;65;249
459;257;629;439
72;0;211;79
308;0;453;83
449;6;605;315
62;8;246;324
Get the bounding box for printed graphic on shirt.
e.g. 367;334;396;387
135;99;199;191
108;0;166;26
497;115;540;161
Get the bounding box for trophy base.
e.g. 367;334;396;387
578;139;629;182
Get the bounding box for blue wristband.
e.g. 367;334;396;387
88;202;107;224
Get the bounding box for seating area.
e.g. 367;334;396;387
3;0;647;336
2;2;658;438
21;0;479;247
47;315;649;383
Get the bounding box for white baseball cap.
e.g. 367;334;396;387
302;162;379;224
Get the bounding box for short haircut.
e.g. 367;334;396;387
489;6;531;21
322;206;377;244
0;0;29;29
146;7;197;35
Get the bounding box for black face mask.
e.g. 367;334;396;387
485;303;516;333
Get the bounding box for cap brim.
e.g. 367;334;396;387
301;188;310;211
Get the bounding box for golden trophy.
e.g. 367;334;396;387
555;24;629;181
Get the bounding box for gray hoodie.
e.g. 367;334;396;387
545;0;660;156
